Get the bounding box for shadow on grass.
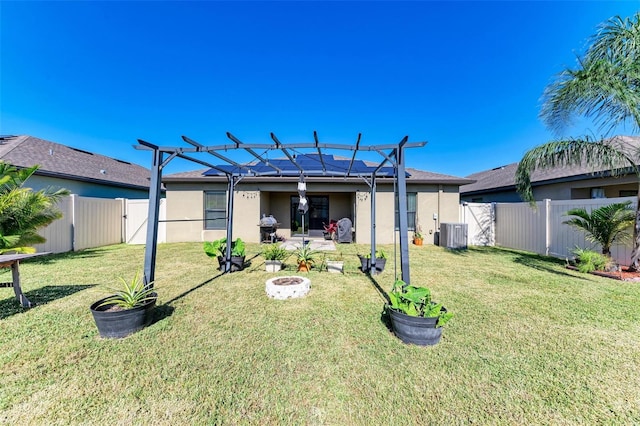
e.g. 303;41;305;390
149;303;175;325
163;272;227;305
441;248;470;256
364;274;395;332
510;251;588;280
0;284;95;319
26;248;119;266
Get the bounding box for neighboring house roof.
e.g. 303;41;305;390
163;156;474;186
461;135;640;195
0;135;152;190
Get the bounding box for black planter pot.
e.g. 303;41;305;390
388;307;443;346
90;293;157;338
358;255;386;273
217;255;246;272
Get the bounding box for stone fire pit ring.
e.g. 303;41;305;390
265;276;311;300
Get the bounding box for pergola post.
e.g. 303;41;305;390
370;174;378;275
396;144;411;284
223;175;236;273
143;147;163;288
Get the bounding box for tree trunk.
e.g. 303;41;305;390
628;190;640;272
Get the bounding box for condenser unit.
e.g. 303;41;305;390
439;223;468;249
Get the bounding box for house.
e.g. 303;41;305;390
0;135;152;198
460;135;640;203
162;155;473;245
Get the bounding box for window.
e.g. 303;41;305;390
619;190;637;197
395;192;416;231
590;188;605;199
204;191;227;229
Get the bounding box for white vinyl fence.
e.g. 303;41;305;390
461;197;637;266
33;195;166;254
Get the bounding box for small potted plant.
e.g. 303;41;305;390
386;279;453;346
358;249;387;273
262;243;289;272
326;251;344;274
204;237;246;272
413;225;424;246
89;272;158;339
295;244;317;272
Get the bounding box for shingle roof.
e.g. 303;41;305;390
460;135;640;194
0;135;151;190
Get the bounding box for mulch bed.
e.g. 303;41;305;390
566;265;640;281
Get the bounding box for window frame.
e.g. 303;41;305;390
203;191;227;230
395;192;417;231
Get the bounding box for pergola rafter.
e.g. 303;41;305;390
135;132;426;288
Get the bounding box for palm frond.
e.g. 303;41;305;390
515;137;638;203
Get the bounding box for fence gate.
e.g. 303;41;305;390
461;202;495;246
125;199;166;244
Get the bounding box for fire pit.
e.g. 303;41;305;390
265;276;311;299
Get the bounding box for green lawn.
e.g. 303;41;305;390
1;243;638;425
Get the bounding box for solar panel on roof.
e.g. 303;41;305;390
202;154;407;177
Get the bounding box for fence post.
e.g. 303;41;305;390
544;198;551;256
70;194;77;252
117;198;126;244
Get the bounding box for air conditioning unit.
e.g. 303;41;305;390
439;223;468;249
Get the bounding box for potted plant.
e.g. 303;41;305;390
386;279;453;346
358;249;387;273
295;244;317;272
89;272;157;339
204;237;246;272
413;225;424;246
262;243;289;272
326;251;344;274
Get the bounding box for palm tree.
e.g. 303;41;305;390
0;162;69;254
564;202;635;256
516;12;640;269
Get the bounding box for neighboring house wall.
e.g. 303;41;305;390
461;172;639;202
27;175;150;199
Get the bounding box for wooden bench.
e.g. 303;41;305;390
0;252;50;308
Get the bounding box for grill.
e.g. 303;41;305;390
258;215;280;243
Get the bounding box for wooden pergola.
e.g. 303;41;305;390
135;131;427;287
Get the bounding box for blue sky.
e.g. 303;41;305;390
2;1;639;177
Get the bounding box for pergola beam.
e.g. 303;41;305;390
138;132;427;290
346;133;362;176
228;132;283;174
314;131;327;173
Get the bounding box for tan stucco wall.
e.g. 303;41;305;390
165;181;461;245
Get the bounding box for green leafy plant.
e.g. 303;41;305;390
0;162;70;254
204;237;246;258
364;249;387;259
413;224;423;239
295;244;317;265
571;247;611;273
97;272;156;309
516;13;640;271
387;279;453;327
262;243;289;261
564;202;634;256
